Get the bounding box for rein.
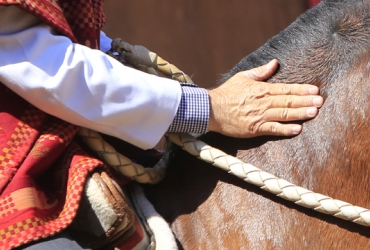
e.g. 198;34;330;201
80;38;370;227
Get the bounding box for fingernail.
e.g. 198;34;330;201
306;107;317;116
308;87;319;95
292;125;302;134
266;59;277;69
313;97;323;107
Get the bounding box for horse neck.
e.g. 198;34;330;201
236;61;370;208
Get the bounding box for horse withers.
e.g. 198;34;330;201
144;0;370;249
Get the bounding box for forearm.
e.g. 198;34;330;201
0;24;182;149
101;31;210;135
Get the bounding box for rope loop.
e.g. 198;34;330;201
79;38;370;227
78;128;166;184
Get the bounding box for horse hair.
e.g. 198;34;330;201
144;1;370;248
221;0;370;94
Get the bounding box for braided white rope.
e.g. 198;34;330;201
78;39;194;184
168;133;370;227
86;39;370;226
78;128;167;184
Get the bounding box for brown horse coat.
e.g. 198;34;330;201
144;0;370;249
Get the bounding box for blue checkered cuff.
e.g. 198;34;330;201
167;85;209;134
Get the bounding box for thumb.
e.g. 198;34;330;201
241;59;279;81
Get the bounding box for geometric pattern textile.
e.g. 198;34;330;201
0;81;105;249
0;0;105;48
0;0;109;248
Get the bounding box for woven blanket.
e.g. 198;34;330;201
0;1;137;249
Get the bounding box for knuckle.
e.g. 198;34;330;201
282;84;293;95
280;108;289;119
248;120;261;135
251;98;263;108
285;96;293;108
248;123;258;134
299;85;309;95
271;123;280;134
254;66;264;76
301;97;309;107
257;84;268;95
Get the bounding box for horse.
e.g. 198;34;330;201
142;0;370;249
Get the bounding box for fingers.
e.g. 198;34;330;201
263;107;318;122
240;60;320;96
268;95;323;108
255;82;320;96
208;59;324;139
256;122;303;136
241;59;279;81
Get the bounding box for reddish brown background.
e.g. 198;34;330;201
103;1;309;88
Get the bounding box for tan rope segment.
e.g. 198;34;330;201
79;38;194;184
168;133;370;227
82;38;370;226
107;38;194;84
78;128;166;184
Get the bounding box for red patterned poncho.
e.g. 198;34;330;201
0;0;118;249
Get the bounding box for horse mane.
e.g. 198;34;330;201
221;0;370;90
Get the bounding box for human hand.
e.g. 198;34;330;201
207;59;323;138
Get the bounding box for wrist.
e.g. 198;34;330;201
207;89;222;133
168;86;209;134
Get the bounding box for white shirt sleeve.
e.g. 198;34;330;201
100;30;113;53
0;24;182;149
